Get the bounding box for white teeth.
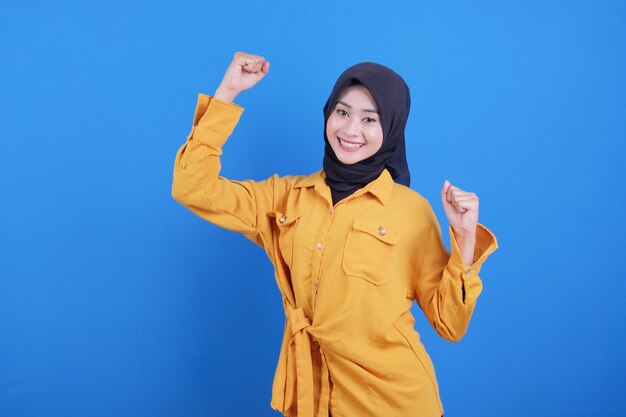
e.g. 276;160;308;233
339;138;364;149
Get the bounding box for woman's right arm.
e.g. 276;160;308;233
171;52;276;247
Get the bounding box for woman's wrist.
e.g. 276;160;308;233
453;231;477;266
213;86;240;103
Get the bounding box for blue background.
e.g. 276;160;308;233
1;1;625;416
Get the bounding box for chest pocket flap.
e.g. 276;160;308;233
352;219;400;245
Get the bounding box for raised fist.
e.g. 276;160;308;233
214;52;270;102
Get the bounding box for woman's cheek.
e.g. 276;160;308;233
366;127;383;148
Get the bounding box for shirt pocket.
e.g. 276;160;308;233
268;211;301;268
341;219;400;285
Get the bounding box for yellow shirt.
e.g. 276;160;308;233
171;94;499;417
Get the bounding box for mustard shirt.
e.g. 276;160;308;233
171;94;499;417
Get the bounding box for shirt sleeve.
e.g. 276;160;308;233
171;93;278;250
413;202;499;342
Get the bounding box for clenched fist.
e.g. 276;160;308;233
214;51;270;103
441;179;479;239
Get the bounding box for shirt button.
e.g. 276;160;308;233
378;226;386;236
465;269;471;275
329;208;333;214
312;283;318;289
279;215;287;223
316;242;323;249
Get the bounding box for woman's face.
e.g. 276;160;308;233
326;85;384;165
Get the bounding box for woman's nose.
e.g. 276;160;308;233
343;117;360;136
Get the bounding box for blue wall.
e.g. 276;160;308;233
1;1;624;416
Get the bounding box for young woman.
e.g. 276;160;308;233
172;51;498;417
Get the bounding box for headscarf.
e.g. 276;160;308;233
322;62;411;205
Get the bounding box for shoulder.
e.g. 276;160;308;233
387;183;441;236
391;183;435;214
271;169;323;189
255;169;322;195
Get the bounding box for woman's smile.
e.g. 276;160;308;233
337;136;365;152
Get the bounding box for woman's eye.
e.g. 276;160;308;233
336;109;348;116
363;117;377;123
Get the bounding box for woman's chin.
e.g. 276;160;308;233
336;154;361;165
331;147;365;165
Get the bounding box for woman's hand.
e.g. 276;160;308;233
441;180;479;266
214;51;270;103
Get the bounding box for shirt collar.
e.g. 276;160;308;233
294;168;395;206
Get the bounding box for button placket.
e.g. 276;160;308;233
310;206;336;309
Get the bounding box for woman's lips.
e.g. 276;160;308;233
337;137;365;152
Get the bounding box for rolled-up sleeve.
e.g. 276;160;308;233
414;203;498;342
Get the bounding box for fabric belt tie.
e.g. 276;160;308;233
281;306;331;417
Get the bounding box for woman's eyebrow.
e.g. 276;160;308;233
337;100;379;114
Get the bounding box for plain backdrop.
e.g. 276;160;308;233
1;1;625;416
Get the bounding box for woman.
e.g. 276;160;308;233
171;51;498;417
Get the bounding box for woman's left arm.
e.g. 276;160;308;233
413;181;499;342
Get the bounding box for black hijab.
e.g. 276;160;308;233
322;62;411;205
